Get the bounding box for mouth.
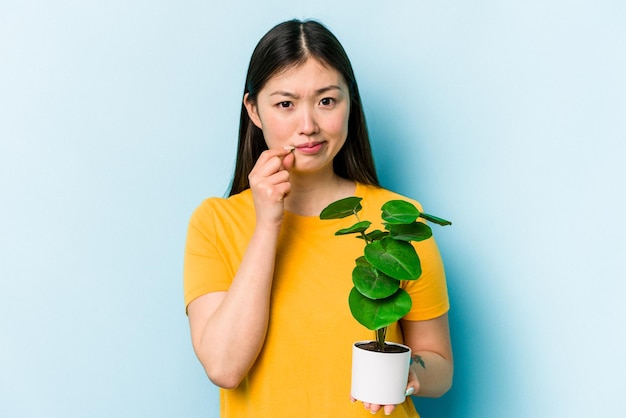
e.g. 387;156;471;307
295;141;325;154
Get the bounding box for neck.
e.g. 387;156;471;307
284;171;356;217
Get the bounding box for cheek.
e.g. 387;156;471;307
259;114;294;144
326;110;350;138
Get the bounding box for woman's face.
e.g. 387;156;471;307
244;58;350;175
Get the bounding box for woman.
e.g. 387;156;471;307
184;19;453;417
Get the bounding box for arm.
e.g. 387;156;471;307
187;148;295;389
187;225;279;389
402;313;454;397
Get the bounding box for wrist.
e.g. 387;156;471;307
252;220;283;240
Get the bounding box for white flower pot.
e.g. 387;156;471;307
350;341;412;405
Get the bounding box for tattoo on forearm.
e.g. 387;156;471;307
412;354;425;368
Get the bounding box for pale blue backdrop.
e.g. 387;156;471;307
1;1;624;417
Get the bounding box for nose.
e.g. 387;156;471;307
299;106;319;136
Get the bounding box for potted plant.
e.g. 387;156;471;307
320;196;451;405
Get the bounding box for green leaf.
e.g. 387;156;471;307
381;200;420;224
352;264;400;299
356;229;389;241
335;221;371;236
320;196;363;219
355;256;370;267
385;222;433;242
364;237;422;281
419;212;452;226
349;287;412;330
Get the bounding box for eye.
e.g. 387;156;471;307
320;97;335;106
277;101;292;108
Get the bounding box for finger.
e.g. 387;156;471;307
264;167;289;184
254;173;291;201
263;147;294;159
368;403;381;414
252;148;291;170
251;154;284;177
275;181;291;201
405;368;420;397
353;397;395;416
281;150;295;171
249;160;290;189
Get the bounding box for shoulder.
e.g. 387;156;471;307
357;184;424;212
189;189;254;226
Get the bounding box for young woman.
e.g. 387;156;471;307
184;19;453;417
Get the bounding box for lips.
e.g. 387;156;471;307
295;141;325;154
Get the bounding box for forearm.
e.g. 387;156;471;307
411;351;453;398
194;225;280;388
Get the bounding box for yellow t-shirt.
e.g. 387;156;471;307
184;183;449;418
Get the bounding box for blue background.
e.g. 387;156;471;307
1;1;624;417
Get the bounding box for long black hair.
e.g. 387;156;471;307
229;19;379;196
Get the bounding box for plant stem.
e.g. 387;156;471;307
375;327;387;351
354;212;372;244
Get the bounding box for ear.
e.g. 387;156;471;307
243;93;262;129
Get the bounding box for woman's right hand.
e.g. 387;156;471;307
248;147;295;227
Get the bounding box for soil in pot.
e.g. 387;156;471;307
356;341;410;353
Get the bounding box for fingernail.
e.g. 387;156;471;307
370;410;377;415
405;387;415;397
283;145;295;152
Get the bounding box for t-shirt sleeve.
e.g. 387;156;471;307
183;201;232;310
401;232;450;321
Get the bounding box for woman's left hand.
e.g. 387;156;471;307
352;368;420;415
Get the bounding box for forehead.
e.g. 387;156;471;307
262;59;347;92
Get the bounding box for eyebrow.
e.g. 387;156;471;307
269;85;344;98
